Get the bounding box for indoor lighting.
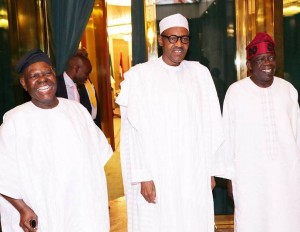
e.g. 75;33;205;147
283;0;300;16
0;9;8;29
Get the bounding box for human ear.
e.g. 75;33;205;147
158;35;163;47
19;76;27;91
246;60;252;71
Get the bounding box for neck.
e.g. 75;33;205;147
250;75;274;88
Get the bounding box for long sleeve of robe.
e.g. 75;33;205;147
116;57;224;232
222;77;300;232
0;98;112;232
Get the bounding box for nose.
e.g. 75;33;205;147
37;74;48;82
175;38;183;46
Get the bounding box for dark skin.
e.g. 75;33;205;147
1;195;38;232
20;61;58;109
246;53;276;88
66;55;92;86
158;27;189;66
3;61;59;231
141;26;216;203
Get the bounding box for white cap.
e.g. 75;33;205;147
159;13;189;35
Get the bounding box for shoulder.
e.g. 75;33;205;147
58;97;85;110
274;76;296;89
225;77;251;96
125;59;158;77
182;60;212;80
122;59;159;86
182;60;209;71
232;77;250;88
57;98;92;120
3;102;32;121
274;76;298;98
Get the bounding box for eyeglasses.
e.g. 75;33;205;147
161;34;190;44
253;55;276;65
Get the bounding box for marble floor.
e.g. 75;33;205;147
109;196;234;232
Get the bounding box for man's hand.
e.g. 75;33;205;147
211;176;216;190
141;180;156;204
19;205;38;232
1;194;38;231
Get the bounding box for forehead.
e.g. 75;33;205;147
162;27;189;35
80;59;92;70
24;61;52;74
251;51;275;59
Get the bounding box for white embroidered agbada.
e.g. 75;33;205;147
222;77;300;232
116;57;224;232
0;98;112;232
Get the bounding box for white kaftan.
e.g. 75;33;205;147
0;98;112;232
222;77;300;232
116;57;224;232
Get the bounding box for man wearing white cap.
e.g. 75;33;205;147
116;13;224;232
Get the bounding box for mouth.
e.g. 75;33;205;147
37;85;52;93
173;47;184;54
262;68;273;74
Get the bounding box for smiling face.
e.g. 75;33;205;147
20;61;58;109
158;27;189;66
247;52;276;88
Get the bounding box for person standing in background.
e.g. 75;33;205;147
55;54;88;102
56;53;101;127
76;48;101;127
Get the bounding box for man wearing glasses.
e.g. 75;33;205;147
222;32;300;231
117;13;224;232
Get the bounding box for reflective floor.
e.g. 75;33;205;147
109;197;127;232
109;196;234;232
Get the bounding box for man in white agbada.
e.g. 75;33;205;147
0;48;112;232
222;32;300;232
116;13;224;232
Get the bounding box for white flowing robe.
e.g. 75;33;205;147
0;98;112;232
116;57;224;232
222;77;300;232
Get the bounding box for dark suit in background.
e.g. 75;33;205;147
56;74;68;98
78;84;101;128
55;74;101;128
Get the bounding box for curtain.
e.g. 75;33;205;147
47;0;95;75
131;0;147;65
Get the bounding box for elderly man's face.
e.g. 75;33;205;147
158;27;189;66
20;61;58;109
247;53;276;88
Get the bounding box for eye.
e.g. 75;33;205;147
28;73;40;79
181;36;190;43
44;70;53;76
169;36;178;43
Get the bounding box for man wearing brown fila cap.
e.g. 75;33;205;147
221;32;300;231
116;14;224;232
0;48;112;232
